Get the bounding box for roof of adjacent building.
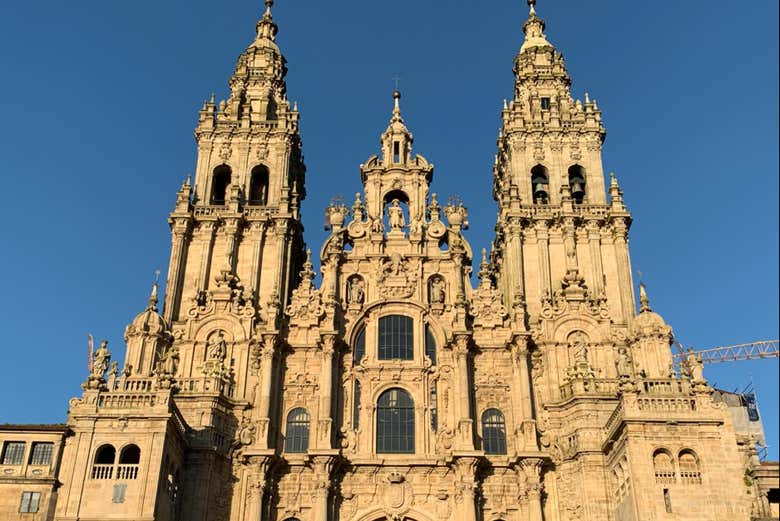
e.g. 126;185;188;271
0;423;70;433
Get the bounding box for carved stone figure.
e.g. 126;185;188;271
387;199;405;230
347;277;365;305
91;340;111;379
615;346;633;379
207;331;227;361
430;277;446;304
685;348;705;382
157;344;180;376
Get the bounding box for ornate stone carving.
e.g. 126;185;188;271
376;253;418;299
285;250;324;328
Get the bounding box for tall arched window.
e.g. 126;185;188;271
353;327;366;365
679;449;702;484
531;164;549;204
425;326;437;364
248;165;269;205
568;164;586;204
285;408;310;453
482;409;507;455
377;388;415;454
353;380;362;429
378;315;413;360
653;449;676;484
211;165;231;205
92;444;116;480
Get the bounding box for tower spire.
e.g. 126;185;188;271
254;0;278;45
528;0;537;16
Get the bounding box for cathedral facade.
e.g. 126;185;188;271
0;2;777;521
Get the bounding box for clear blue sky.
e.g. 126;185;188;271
0;1;777;457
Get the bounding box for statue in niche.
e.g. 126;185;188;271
615;346;632;379
569;331;589;364
91;340;111;379
387;199;405;230
207;331;227;361
430;277;446;305
347;277;365;305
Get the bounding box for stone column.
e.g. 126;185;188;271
586;219;604;294
197;222;217;291
520;458;544;521
164;218;191;322
453;334;473;448
255;334;277;447
455;457;479;521
318;335;336;448
311;456;334;521
535;221;551;295
511;336;536;449
612;217;634;324
249;221;267;296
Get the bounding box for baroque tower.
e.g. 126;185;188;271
16;2;773;521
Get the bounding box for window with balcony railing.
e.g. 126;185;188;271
653;449;676;484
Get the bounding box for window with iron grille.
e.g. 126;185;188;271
482;409;507;455
377;388;415;454
285;408;310;453
19;491;41;513
353;327;365;365
29;443;54;466
1;441;26;465
378;315;414;360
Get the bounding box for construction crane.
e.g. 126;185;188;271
672;340;779;365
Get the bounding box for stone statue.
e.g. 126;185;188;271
92;340;111;379
207;331;227;361
347;277;365;305
238;417;256;446
430;277;446;304
387;199;405;230
685;348;704;382
158;344;180;376
615;347;633;379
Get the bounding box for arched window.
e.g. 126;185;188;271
653;449;676;484
482;409;507;455
211;165;231;205
425;326;437;364
92;444;116;480
248;165;269;205
378;315;414;360
377;388;415;454
531;164;549;204
568;164;586;204
119;445;140;464
117;444;140;480
678;449;702;484
353;327;366;366
285;408;310;453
